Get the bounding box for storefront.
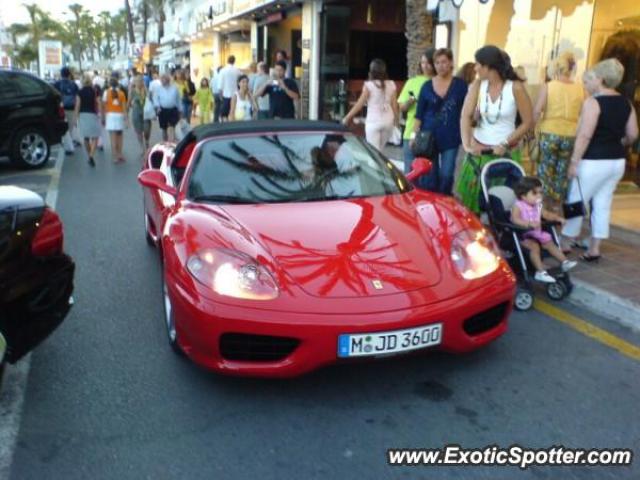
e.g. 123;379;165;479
443;0;639;187
317;0;408;122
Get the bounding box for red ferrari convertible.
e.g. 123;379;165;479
139;121;515;377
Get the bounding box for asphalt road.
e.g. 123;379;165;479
2;127;639;480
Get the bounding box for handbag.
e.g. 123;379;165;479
389;126;402;146
143;96;156;120
563;177;587;219
411;130;436;159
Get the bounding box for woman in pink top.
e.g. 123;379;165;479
342;59;399;151
511;177;576;283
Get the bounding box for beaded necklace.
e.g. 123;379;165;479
484;82;504;125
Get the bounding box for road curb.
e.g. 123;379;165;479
568;279;640;333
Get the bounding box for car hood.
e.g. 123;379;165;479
220;194;444;298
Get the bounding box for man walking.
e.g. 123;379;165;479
211;66;223;123
252;62;271;119
256;61;299;119
218;56;241;122
54;67;80;155
153;74;181;142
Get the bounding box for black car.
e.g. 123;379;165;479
0;69;68;169
0;186;74;378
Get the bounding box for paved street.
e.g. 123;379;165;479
2;128;640;480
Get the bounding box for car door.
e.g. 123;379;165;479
143;146;177;242
5;73;47;130
0;75;20;152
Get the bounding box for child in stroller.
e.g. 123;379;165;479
478;159;577;310
511;177;577;283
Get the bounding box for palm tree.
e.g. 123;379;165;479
98;11;115;59
67;4;85;69
124;0;136;45
6;24;33;68
405;0;434;77
149;0;176;44
112;10;128;56
9;4;65;72
137;0;150;44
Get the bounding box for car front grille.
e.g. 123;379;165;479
219;333;300;362
462;302;509;336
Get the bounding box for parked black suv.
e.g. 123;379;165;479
0;69;68;169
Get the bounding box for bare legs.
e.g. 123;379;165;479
522;239;569;272
109;131;124;162
84;137;98;166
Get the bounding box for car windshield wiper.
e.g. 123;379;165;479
191;194;256;205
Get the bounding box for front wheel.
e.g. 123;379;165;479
10;127;51;169
144;214;155;247
547;281;568;301
514;287;534;311
162;272;184;356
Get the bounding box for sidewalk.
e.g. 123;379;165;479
382;145;640;329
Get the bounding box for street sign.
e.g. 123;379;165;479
38;40;62;79
129;44;143;58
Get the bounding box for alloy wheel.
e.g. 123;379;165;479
163;280;177;343
19;132;49;167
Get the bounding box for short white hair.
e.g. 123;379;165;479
588;58;625;89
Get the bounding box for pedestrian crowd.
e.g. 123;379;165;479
51;48;300;166
341;44;637;273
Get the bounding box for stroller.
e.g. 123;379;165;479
477;158;574;311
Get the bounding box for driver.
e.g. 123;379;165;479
311;135;361;197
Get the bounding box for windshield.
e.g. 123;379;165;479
187;132;411;204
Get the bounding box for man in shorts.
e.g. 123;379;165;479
153;74;181;141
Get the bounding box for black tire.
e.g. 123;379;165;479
546;281;568;301
514;287;534;311
162;270;184;356
10;127;51;169
560;276;574;296
144;213;155;247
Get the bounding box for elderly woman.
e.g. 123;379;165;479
456;45;534;215
563;59;638;261
534;52;584;212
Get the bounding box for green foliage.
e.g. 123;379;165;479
7;2;131;67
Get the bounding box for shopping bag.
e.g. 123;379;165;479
143;97;156;120
175;119;192;141
388;126;402;146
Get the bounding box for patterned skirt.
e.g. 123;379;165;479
454;150;522;215
537;132;575;206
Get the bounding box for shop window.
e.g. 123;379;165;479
348;31;408;80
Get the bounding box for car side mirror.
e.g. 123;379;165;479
406;157;432;181
138;169;177;196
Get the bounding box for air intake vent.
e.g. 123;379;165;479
463;302;509;336
219;333;299;361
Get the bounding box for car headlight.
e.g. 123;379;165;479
450;229;500;280
186;248;279;300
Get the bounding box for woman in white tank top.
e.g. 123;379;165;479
455;45;533;214
342;59;399;152
230;75;256;121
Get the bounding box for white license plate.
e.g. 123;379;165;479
338;323;443;358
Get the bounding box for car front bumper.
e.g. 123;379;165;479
168;273;515;378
